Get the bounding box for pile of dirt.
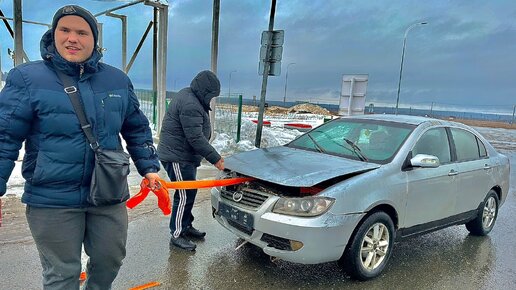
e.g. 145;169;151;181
287;103;332;115
238;103;332;116
241;105;259;112
266;106;290;114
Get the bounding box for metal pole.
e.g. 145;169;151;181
156;5;168;135
125;21;153;73
511;105;515;125
236;95;243;142
283;62;295;106
0;16;50;28
395;21;427;115
0;10;30;64
94;0;145;17
13;0;23;66
209;0;220;141
106;12;127;71
430;102;434;117
211;0;220;75
152;7;158;125
255;0;276;148
228;70;236;98
97;23;103;62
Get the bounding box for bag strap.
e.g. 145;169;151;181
54;69;99;151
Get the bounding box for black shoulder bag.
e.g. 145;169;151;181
56;70;131;206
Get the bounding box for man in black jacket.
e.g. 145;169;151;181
157;70;224;251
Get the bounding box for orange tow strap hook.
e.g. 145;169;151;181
126;177;254;215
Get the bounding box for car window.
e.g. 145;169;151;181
287;118;414;164
412;128;451;163
450;128;481;161
478;137;487;157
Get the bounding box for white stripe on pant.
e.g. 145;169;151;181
172;162;187;238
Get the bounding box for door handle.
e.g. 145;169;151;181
483;164;491;170
448;170;459;176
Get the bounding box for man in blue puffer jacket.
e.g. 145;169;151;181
0;5;160;289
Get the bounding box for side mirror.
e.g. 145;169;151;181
410;154;440;168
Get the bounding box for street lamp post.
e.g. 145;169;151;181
395;21;427;115
228;70;237;98
283;62;296;106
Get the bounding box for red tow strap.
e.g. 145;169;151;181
126;177;254;215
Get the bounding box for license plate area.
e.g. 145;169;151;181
218;202;254;232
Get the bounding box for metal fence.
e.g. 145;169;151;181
134;89;516;134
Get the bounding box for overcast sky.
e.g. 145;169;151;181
1;0;515;112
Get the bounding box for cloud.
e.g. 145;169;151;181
1;0;515;109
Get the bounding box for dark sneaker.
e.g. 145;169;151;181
170;235;196;251
184;226;206;239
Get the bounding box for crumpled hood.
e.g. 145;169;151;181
225;146;380;187
190;70;220;111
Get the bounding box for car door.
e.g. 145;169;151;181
404;127;458;228
449;127;492;214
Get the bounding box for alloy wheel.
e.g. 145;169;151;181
360;222;390;271
482;196;497;229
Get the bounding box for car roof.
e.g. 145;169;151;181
340;114;469;129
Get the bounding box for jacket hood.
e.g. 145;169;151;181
40;29;102;76
190;70;220;111
225;146;380;187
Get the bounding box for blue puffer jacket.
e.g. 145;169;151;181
0;30;160;207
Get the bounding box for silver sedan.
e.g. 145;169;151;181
210;114;510;280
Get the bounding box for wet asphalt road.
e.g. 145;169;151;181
1;156;515;289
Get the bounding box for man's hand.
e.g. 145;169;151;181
214;157;224;170
144;172;161;190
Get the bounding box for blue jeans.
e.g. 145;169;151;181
26;203;128;290
161;161;198;238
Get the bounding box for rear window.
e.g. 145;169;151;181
450;128;482;161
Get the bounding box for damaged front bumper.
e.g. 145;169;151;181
210;187;365;264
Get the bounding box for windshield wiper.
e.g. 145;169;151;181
344;138;368;161
306;133;326;153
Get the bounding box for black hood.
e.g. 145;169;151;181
190;70;221;111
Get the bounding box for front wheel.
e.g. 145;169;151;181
466;190;499;236
340;211;395;281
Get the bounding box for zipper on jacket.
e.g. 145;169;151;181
79;64;84;78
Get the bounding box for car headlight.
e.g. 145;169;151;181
272;196;335;217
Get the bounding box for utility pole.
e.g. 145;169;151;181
255;0;277;148
511;104;515;125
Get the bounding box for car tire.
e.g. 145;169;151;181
340;211;395;281
465;190;499;236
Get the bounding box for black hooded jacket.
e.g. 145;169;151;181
157;71;221;166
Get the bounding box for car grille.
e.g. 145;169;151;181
260;233;292;251
220;188;270;209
